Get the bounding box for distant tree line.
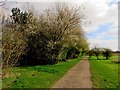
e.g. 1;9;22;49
88;46;112;60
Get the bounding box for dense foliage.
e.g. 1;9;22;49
2;4;89;68
2;27;27;68
102;48;112;59
88;46;112;60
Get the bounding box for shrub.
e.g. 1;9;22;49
58;48;69;61
2;7;37;68
66;47;80;59
26;32;61;65
102;48;112;59
2;26;28;68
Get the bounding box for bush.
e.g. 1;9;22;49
58;48;69;61
66;47;80;59
2;26;28;68
26;32;61;65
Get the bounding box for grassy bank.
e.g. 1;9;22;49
89;55;119;88
2;57;82;88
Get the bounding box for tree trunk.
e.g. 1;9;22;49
97;56;99;60
106;57;108;60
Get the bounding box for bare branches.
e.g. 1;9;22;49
38;3;83;43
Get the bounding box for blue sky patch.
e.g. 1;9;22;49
87;23;113;39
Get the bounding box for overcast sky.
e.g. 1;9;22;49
0;0;119;51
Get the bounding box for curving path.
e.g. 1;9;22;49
52;56;93;88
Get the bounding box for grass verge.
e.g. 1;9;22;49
2;57;82;88
89;55;119;88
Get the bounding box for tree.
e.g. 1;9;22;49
88;49;94;58
2;7;37;68
2;3;88;66
27;3;86;64
10;8;36;24
92;46;101;60
102;48;112;59
66;47;80;59
59;22;89;59
2;27;28;68
80;39;89;56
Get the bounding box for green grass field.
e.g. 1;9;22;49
2;57;82;88
89;55;119;88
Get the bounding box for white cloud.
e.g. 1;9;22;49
8;0;55;2
80;1;118;33
93;23;118;40
89;38;118;51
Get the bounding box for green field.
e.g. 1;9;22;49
2;57;82;88
89;55;119;88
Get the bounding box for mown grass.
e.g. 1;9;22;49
2;57;82;88
89;55;119;88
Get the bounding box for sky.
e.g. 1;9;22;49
0;0;119;51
